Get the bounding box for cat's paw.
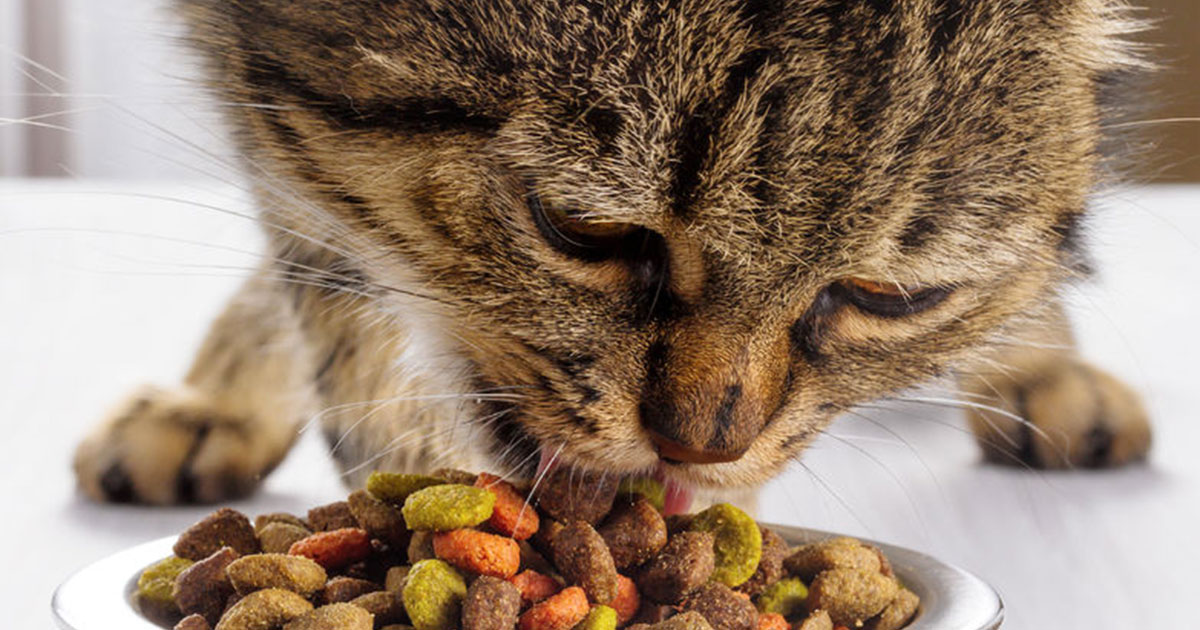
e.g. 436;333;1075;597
966;360;1151;469
74;387;277;504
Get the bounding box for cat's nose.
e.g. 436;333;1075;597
639;323;789;464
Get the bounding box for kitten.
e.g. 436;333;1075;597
75;0;1151;507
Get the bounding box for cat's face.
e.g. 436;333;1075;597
185;0;1138;489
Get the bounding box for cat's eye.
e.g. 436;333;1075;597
834;278;952;318
528;192;640;261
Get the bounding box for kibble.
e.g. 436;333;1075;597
138;468;917;630
283;602;373;630
402;485;496;532
688;505;761;588
598;498;668;570
173;547;238;625
214;588;313;630
679;583;757;630
551;521;619;603
636;532;714;604
461;576;522;630
174;508;260;561
227;554;326;597
402;559;468;630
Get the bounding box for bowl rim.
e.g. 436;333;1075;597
52;525;1002;630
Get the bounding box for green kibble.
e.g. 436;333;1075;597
755;578;809;618
689;503;762;587
367;472;446;506
401;484;495;531
136;556;194;606
402;559;467;630
616;477;665;512
575;605;618;630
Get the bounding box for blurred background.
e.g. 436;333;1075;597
1;0;1198;181
1;2;1198;630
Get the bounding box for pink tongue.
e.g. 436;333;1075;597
655;467;694;516
536;445;561;480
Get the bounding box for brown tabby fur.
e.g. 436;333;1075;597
75;0;1150;505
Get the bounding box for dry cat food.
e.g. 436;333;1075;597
136;470;919;630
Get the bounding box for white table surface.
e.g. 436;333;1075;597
1;180;1197;629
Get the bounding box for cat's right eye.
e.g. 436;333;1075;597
528;192;640;261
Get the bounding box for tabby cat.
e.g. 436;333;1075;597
74;0;1151;507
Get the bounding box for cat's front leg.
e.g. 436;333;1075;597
74;272;317;504
959;300;1151;469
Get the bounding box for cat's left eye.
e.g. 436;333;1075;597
834;278;952;318
528;192;640;261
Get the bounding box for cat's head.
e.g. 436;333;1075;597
183;0;1144;489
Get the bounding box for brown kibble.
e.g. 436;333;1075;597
806;569;898;628
736;528;787;598
254;513;309;535
551;521;619;604
174;547;239;625
214;588;313;630
351;590;407;626
308;502;358;532
628;611;714;630
175;508;261;561
792;610;832;630
409;531;437;564
636;532;714;604
259;523;314;555
176;613;213;630
783;539;881;582
534;468;619;525
227;553;327;597
598;498;668;570
663;515;694;536
462;575;523;630
680;583;757;630
322;576;383;604
349;489;411;547
865;588;919;630
284;603;374;630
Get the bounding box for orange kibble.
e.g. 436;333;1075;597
476;473;540;540
518;585;589;630
287;528;371;569
432;528;521;579
510;570;562;607
757;613;789;630
609;575;640;626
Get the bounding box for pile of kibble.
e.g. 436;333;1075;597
134;468;919;630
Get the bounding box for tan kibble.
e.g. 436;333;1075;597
226;554;327;597
783;538;882;581
806;569;898;628
258;523;313;554
350;590;407;626
865;588;920;630
283;603;374;630
214;588;313;630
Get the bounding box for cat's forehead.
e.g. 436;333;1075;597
228;0;1115;279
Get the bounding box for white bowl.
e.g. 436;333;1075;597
52;525;1002;629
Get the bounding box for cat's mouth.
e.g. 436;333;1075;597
535;444;696;515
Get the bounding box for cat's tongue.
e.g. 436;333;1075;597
535;445;694;516
655;466;694;516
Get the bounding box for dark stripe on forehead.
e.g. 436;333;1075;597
243;56;502;134
928;0;966;61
